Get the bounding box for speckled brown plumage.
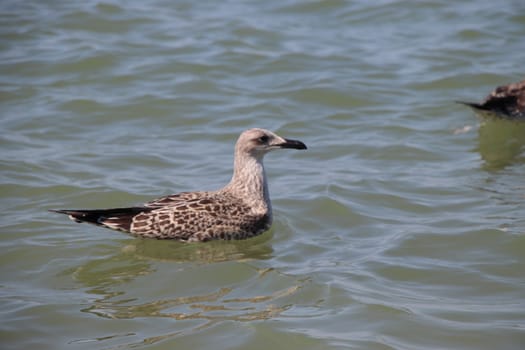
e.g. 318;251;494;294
50;128;307;242
459;79;525;120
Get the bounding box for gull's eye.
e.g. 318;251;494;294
258;135;270;143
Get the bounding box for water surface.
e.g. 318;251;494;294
1;1;524;349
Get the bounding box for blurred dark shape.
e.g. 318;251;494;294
459;79;525;120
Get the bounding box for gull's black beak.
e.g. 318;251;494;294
279;138;307;150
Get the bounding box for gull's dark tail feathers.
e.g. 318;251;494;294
456;101;484;110
49;207;150;232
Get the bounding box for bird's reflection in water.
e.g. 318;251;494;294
70;230;307;348
72;231;274;292
475;117;525;171
122;231;274;263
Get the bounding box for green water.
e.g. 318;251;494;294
1;0;524;349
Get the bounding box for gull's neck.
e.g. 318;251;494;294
220;152;271;215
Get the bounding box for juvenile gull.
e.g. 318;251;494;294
458;79;525;120
50;128;307;242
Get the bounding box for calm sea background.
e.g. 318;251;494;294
1;1;524;349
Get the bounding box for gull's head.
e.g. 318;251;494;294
235;128;307;159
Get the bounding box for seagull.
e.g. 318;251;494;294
458;79;525;120
50;128;307;242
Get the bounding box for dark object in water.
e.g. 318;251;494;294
458;79;525;120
